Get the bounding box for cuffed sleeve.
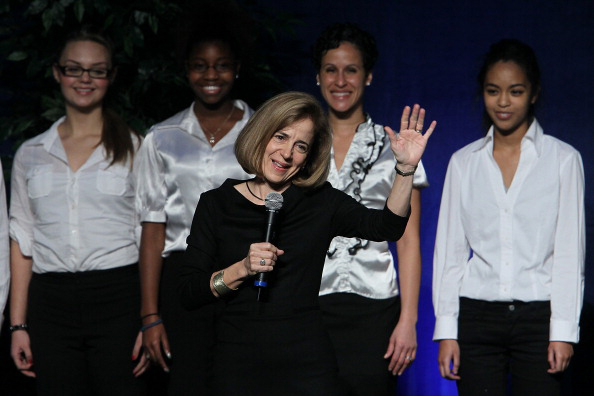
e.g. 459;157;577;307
549;150;585;342
432;156;469;341
8;148;34;256
135;132;167;224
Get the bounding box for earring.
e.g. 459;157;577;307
235;74;239;79
366;82;371;86
316;81;320;86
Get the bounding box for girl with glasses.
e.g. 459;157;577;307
9;27;145;395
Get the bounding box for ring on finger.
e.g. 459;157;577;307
405;355;412;361
415;129;422;134
145;353;151;360
259;258;266;266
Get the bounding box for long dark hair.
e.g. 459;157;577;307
58;27;140;166
478;39;541;128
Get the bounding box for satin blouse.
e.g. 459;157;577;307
320;116;428;299
136;100;254;256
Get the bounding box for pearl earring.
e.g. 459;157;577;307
316;81;320;86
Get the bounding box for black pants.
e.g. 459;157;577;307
160;252;215;395
319;293;400;396
28;264;145;396
457;297;563;396
213;308;340;396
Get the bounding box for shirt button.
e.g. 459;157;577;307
509;304;515;311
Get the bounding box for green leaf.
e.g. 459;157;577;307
73;0;84;22
41;107;66;122
148;14;158;34
134;10;148;25
7;51;28;61
104;14;114;29
42;3;65;31
26;0;48;16
123;35;133;57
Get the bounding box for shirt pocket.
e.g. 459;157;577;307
96;165;130;196
26;164;53;199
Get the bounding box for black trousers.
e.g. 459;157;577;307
457;297;563;396
213;308;340;396
160;252;215;395
319;293;400;396
28;264;145;396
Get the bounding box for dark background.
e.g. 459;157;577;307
1;1;592;395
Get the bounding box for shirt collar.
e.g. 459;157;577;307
184;100;248;142
474;119;543;157
36;116;109;169
355;114;374;133
38;117;65;152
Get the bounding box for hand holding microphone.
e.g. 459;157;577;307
243;242;284;277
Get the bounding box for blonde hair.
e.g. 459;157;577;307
235;92;331;189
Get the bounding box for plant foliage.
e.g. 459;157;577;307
0;0;296;168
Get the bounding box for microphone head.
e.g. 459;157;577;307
265;192;283;211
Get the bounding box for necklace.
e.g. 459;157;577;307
245;182;264;201
199;105;235;145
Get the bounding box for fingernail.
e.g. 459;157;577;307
132;354;137;361
166;351;172;359
164;367;170;373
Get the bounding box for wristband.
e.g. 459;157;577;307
395;164;417;177
140;319;163;332
140;312;159;321
9;323;29;333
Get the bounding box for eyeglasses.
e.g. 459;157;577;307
186;62;235;74
56;65;112;79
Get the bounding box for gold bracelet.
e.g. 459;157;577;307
212;270;238;297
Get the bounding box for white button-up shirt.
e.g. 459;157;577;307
0;161;9;331
9;117;140;273
433;120;585;343
320;116;428;299
136;100;253;256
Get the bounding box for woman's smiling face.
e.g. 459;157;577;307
317;41;371;117
483;60;537;136
261;117;314;191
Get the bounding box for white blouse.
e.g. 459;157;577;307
320;116;428;299
9;117;141;273
135;100;253;257
433;120;585;343
0;161;9;331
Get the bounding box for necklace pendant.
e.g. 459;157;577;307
209;136;215;144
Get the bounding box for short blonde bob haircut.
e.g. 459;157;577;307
235;91;331;189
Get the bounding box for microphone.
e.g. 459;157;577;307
254;192;283;298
